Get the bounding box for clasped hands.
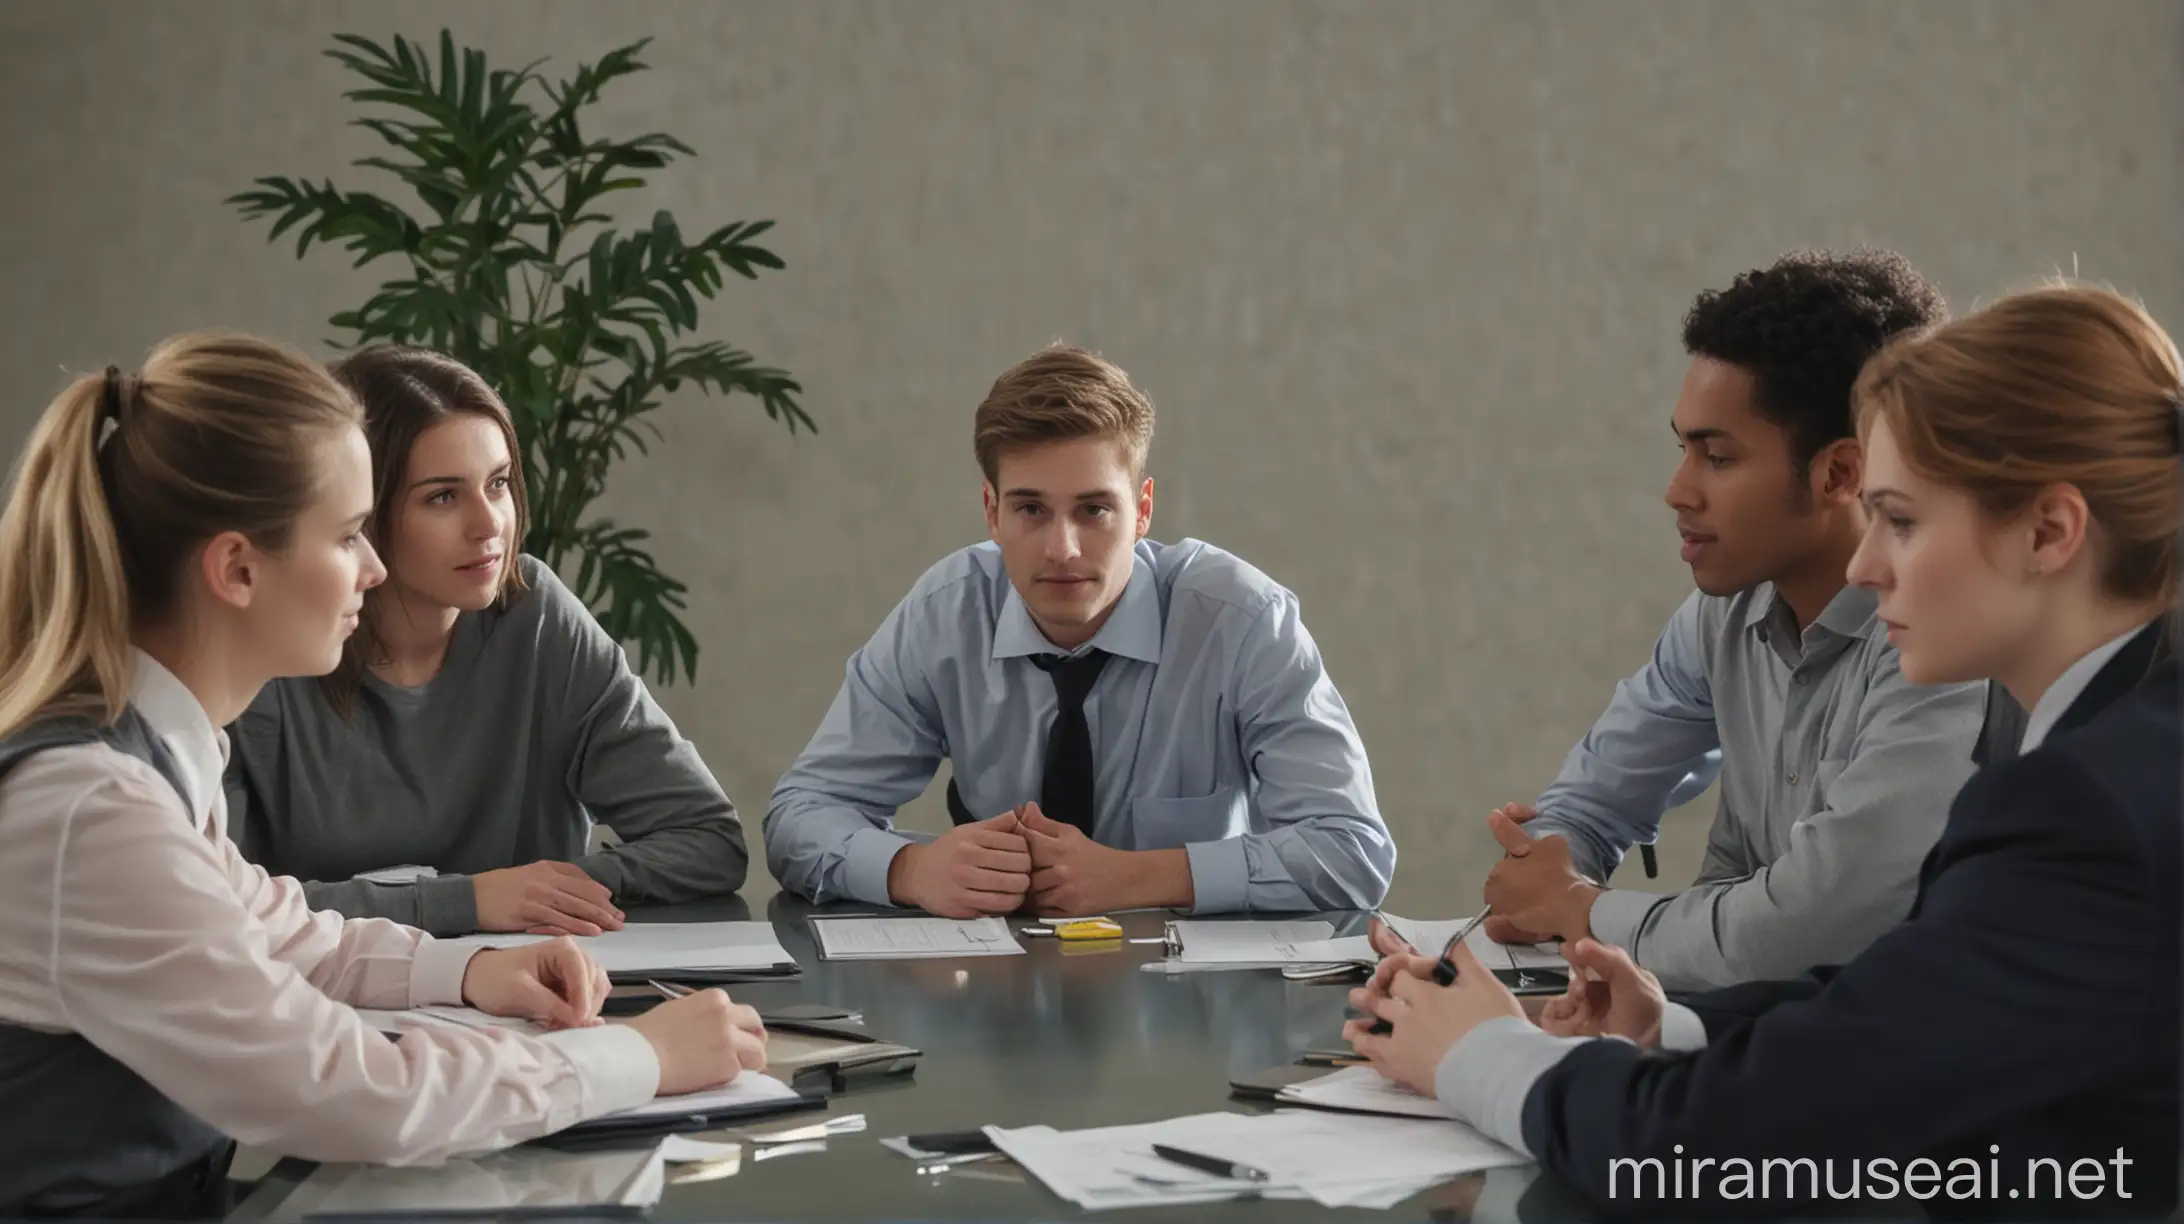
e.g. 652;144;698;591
885;803;1190;918
1343;918;1668;1096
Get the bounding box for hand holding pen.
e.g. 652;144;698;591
1360;906;1490;1035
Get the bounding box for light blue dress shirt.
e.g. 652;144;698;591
765;537;1392;913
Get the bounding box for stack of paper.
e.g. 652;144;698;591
1382;913;1564;972
1274;1065;1447;1119
811;916;1024;960
435;921;798;979
985;1107;1525;1211
1142;920;1373;973
590;1068;803;1124
1143;914;1565;978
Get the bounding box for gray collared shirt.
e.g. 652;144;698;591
1523;584;1986;991
764;537;1392;912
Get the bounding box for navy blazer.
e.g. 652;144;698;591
1522;623;2180;1219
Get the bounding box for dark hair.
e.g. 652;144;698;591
973;343;1155;486
320;346;530;714
0;332;360;736
1683;248;1948;473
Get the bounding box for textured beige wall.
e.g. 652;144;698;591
1;0;2176;912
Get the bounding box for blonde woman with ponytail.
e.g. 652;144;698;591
0;333;767;1219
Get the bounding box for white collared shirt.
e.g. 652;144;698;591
2018;625;2152;754
0;650;658;1165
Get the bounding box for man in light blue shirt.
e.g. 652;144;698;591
766;344;1391;917
1476;250;1987;991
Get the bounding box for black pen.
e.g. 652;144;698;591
1149;1144;1271;1183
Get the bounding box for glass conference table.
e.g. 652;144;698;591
230;898;1600;1223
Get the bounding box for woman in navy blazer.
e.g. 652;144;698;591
1350;284;2181;1219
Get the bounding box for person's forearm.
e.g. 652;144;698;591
576;814;748;905
1127;849;1194;910
298;875;480;936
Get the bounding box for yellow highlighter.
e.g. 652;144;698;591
1052;917;1124;941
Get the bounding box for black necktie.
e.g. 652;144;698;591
1029;650;1111;835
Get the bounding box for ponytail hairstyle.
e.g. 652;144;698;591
1854;283;2183;612
0;331;362;737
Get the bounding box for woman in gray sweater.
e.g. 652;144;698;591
224;347;748;936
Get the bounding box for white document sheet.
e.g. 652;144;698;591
986;1105;1525;1211
1382;913;1567;972
811;916;1025;960
433;921;796;975
1275;1064;1449;1119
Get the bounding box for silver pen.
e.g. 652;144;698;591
1368;909;1411;951
1433;905;1494;984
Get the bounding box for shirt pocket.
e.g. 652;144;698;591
1776;759;1853;862
1808;758;1850;811
1130;787;1250;848
1782;760;1852;856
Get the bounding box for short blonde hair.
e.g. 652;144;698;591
972;344;1154;485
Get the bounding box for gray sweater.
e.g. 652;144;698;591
224;555;748;934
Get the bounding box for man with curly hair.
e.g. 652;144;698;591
1467;250;1989;993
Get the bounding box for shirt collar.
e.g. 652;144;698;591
127;648;226;827
1738;590;1878;664
1741;583;1880;640
2019;624;2149;754
992;552;1163;665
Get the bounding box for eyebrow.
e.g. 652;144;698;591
1002;489;1119;503
1672;423;1732;444
343;509;372;529
407;462;510;493
1862;486;1911;507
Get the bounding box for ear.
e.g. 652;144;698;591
1812;437;1864;507
982;482;1001;542
2024;483;2092;580
197;531;260;612
1135;476;1155;539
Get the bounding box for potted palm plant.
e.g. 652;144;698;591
233;30;810;684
